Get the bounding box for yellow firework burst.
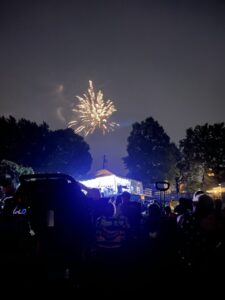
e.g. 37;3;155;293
68;80;119;136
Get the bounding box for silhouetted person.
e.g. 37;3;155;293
117;192;141;239
0;178;16;213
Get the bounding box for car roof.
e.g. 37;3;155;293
19;173;76;184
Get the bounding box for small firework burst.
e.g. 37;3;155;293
68;80;119;136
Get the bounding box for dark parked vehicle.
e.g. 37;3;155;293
0;173;90;288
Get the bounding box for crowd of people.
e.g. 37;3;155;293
0;178;225;291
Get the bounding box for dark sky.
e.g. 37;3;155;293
1;0;225;176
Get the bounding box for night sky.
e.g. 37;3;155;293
1;0;225;176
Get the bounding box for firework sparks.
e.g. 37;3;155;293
68;81;119;136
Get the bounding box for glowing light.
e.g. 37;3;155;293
80;174;143;197
68;80;119;136
206;184;224;198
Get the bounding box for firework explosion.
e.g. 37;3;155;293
68;81;119;136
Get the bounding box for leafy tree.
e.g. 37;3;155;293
123;117;180;186
179;122;225;192
41;128;92;178
0;116;92;178
0;159;34;186
0;116;49;168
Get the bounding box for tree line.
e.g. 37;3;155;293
0;116;92;182
123;117;225;192
0;115;225;192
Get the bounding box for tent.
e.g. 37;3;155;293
80;169;143;197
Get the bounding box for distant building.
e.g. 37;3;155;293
80;169;143;197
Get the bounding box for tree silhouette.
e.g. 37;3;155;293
42;128;92;178
123;117;180;186
179;122;225;191
0;116;92;178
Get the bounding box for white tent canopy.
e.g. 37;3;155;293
80;169;143;197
